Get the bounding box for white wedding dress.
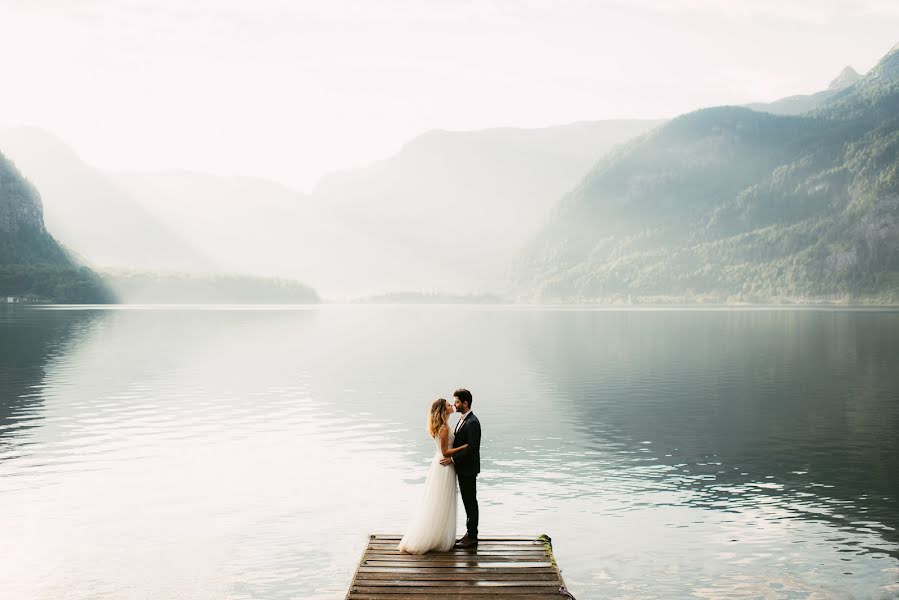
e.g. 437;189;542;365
397;428;458;554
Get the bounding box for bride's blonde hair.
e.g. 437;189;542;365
427;398;448;438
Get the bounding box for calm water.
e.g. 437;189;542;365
1;305;898;599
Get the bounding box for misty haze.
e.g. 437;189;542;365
1;2;899;599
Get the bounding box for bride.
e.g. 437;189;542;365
397;398;469;554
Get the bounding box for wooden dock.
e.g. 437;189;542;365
345;534;574;599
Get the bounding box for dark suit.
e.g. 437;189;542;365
452;411;481;539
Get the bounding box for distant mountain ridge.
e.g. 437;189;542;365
100;269;319;304
0;151;113;302
0;151;68;265
829;66;863;90
2;119;663;297
744;65;861;116
310;119;664;293
513;42;899;304
0;127;215;273
0;138;321;303
6;45;896;303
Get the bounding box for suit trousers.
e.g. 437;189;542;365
457;473;479;539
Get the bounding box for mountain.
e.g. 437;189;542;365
107;169;406;297
0;151;113;302
0;134;321;303
744;66;861;116
102;120;664;297
108;171;326;282
4;120;662;298
0;151;69;266
0;129;388;297
0;128;214;272
829;66;863;90
310;120;664;293
513;43;899;304
99;269;319;304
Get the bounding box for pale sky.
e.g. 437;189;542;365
1;0;897;191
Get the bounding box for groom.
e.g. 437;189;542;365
440;388;480;549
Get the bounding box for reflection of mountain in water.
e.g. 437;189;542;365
0;306;896;598
0;306;104;451
517;310;899;537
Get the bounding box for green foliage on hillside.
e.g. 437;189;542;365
0;220;71;266
0;264;117;303
515;45;899;304
1;152;115;303
101;270;320;304
352;291;507;304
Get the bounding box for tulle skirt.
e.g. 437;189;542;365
397;453;458;554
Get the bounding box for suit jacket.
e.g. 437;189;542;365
452;412;481;476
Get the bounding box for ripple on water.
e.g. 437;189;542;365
1;306;898;599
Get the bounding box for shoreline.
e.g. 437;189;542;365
6;301;899;311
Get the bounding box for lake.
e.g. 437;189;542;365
1;305;897;599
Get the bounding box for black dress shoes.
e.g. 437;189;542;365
455;534;479;549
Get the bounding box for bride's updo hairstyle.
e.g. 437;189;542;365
427;398;448;438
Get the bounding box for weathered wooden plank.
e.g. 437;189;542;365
368;544;546;554
362;553;550;561
370;533;537;543
356;567;559;575
363;553;549;560
368;540;543;546
353;578;560;586
351;586;558;594
348;595;564;600
367;548;548;553
356;573;559;581
362;560;553;573
356;567;555;574
345;534;572;599
364;557;551;563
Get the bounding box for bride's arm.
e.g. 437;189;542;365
443;443;469;458
439;427;468;458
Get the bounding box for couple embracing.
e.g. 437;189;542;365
397;388;481;554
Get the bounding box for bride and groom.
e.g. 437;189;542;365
397;388;481;554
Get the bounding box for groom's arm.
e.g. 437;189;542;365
451;420;480;461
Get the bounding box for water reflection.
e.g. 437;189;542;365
0;306;897;599
506;309;899;598
520;311;899;519
0;305;105;454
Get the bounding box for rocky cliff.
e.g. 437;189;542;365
0;151;114;302
513;43;899;304
0;151;70;266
